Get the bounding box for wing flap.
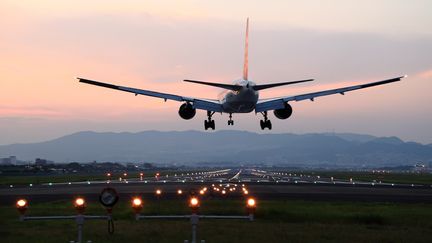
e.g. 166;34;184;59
193;99;224;112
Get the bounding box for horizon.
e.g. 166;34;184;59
0;129;427;146
2;0;432;144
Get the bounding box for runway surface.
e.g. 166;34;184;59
1;168;431;205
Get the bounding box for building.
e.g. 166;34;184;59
35;158;54;166
0;156;17;165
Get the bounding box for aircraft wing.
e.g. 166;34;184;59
255;76;405;112
78;78;223;112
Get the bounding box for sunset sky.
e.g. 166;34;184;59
1;0;432;145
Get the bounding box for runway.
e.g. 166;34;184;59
1;168;431;205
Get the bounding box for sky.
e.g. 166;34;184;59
1;0;432;145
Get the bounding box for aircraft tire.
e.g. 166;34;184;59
260;120;265;130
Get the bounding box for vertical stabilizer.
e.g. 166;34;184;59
243;18;249;80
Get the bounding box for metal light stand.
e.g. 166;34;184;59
16;188;119;243
135;213;252;243
19;214;110;243
133;197;255;243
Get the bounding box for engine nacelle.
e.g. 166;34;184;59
178;103;196;120
273;103;293;120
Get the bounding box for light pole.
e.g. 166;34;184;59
16;188;119;243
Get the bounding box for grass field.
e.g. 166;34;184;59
1;198;432;243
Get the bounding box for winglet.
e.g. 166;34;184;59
243;18;249;81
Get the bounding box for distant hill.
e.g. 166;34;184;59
0;130;431;167
323;132;377;143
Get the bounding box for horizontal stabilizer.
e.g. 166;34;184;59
184;79;242;91
253;79;314;91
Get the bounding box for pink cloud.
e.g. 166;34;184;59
0;106;66;118
415;69;432;79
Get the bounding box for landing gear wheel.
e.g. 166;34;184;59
204;111;216;130
266;120;272;130
260;111;272;130
227;113;234;126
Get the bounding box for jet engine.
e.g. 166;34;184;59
178;103;196;120
273;103;293;119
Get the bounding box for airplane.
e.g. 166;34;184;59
78;18;405;130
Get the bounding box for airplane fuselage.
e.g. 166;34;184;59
220;79;259;113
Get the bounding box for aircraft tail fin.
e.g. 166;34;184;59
243;18;249;81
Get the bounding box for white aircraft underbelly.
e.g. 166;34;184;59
221;88;259;113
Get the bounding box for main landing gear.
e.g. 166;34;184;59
204;111;215;130
260;111;272;130
227;113;234;126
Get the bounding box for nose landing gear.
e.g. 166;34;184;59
260;111;272;130
204;111;215;130
227;113;234;126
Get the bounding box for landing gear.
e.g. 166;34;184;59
204;111;215;130
227;113;234;126
260;111;272;130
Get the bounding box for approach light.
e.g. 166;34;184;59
16;199;28;215
17;199;27;207
243;190;249;195
189;197;200;212
75;198;85;206
199;190;205;195
123;173;128;177
131;197;143;214
177;189;183;195
246;198;257;219
140;172;144;176
247;198;256;208
74;197;86;213
190;197;199;206
106;173;112;177
221;190;226;195
156;189;162;196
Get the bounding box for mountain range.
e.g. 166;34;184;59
0;130;431;167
